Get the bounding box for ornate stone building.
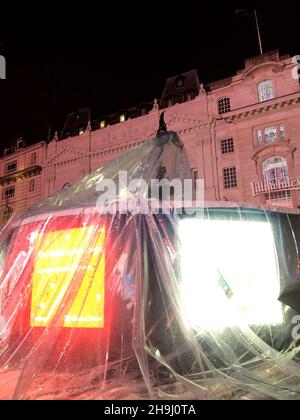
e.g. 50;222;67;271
1;50;300;228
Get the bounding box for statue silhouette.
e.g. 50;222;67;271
157;112;167;136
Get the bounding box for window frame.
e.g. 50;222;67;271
5;161;17;174
256;123;287;147
29;179;35;193
192;168;198;190
257;80;274;103
3;186;15;199
31;153;37;165
218;97;231;115
2;207;13;225
220;138;235;155
262;156;289;185
223;166;238;190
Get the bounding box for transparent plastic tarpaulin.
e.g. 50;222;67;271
1;129;300;400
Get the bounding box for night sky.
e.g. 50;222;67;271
0;1;299;148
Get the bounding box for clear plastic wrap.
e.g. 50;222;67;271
1;133;300;400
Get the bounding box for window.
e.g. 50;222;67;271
258;80;274;102
29;179;35;193
223;167;237;189
221;138;234;154
265;191;292;208
218;97;231;114
256;124;286;146
262;157;288;185
31;153;37;165
185;92;192;102
5;161;17;174
192;168;198;190
3;187;15;199
167;98;174;108
100;120;106;129
15;139;24;150
257;129;263;146
264;127;277;144
61;183;71;192
120;114;126;123
2;207;13;225
280;124;285;141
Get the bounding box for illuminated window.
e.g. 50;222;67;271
257;124;286;146
265;191;292;208
31;153;37;165
120;114;126;123
218;97;231;114
5;161;17;174
263;156;288;185
258;80;274;102
257;129;263;145
3;186;15;199
30;225;106;328
179;219;282;329
221;138;234;154
100;120;106;129
2;207;13;225
265;127;277;144
223;167;237;189
280;124;285;141
16;139;24;150
29;179;35;193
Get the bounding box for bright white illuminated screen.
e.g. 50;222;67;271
179;219;283;329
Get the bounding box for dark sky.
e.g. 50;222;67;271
0;1;299;148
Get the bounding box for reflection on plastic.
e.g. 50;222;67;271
0;136;300;400
30;226;105;328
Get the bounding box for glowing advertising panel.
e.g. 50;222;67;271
179;219;283;330
30;225;105;329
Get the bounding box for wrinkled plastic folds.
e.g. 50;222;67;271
1;134;300;400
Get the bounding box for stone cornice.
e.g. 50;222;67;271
223;92;300;123
45;147;87;166
44;119;211;168
0;165;42;186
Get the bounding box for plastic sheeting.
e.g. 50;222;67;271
1;133;300;400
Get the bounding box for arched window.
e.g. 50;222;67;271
262;157;288;185
258;80;274;102
218;97;231;114
2;207;13;225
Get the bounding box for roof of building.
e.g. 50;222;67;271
160;69;200;107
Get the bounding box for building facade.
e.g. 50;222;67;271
0;141;45;227
1;50;300;228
